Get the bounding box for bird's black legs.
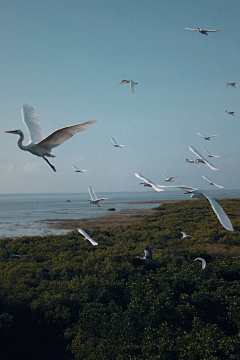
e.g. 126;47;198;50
43;157;56;172
97;203;100;207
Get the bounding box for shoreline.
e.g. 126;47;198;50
44;199;183;230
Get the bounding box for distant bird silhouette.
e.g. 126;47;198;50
71;164;87;173
111;137;124;148
204;149;219;158
184;27;220;35
226;82;237;88
189;146;219;171
88;186;109;207
78;228;98;246
197;133;217;141
4;247;22;258
134;172;164;192
163;175;178;182
225;110;235;116
202;176;224;189
118;79;138;94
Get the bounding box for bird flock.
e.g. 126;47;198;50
3;26;237;270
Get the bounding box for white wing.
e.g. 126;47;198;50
202;175;212;184
111;137;118;145
129;80;137;94
78;228;98;246
204;149;219;158
134;173;164;192
184;27;198;31
200;190;233;231
37;119;96;151
71;164;79;171
203;28;220;32
21;104;46;144
189;146;219;170
181;231;186;236
197;132;205;138
163;175;168;179
194;257;206;269
88;186;97;201
202;176;224;189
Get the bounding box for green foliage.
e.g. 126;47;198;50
0;199;240;359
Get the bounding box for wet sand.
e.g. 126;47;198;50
45;199;182;231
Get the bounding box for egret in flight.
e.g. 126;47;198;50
157;185;233;231
4;247;22;258
197;133;217;141
137;246;153;260
225;110;235;116
194;257;206;270
189;146;219;170
118;79;138;94
5;104;96;172
134;173;164;192
88;186;109;207
226;82;237;88
181;231;192;239
202;176;224;189
184;27;220;35
163;175;178;182
204;149;219;158
71;164;87;173
78;228;98;246
111;137;124;148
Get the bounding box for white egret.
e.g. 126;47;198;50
134;173;164;192
77;228;98;246
204;149;219;158
202;176;224;189
71;164;87;173
194;257;206;270
157;185;233;231
226;82;237;88
189;146;219;170
197;133;217;141
184;27;220;35
225;110;235;116
181;231;192;239
88;186;109;207
137;246;153;260
5;104;96;172
4;247;22;258
110;137;124;148
163;175;178;182
118;79;138;94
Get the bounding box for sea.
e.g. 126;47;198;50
0;189;239;238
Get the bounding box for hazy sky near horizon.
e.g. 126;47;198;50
1;0;240;194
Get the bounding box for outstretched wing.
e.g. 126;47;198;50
194;258;206;269
21;104;46;144
88;186;97;201
204;28;220;32
181;231;186;236
134;173;164;192
200;190;233;231
111;137;118;145
37;119;96;150
129;80;137;94
71;164;79;171
78;228;98;246
184;27;198;31
197;132;205;138
189;146;219;170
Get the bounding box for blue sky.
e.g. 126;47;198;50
1;0;240;194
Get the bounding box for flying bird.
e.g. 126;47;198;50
184;27;220;35
194;257;206;270
71;164;87;173
204;149;219;158
118;79;138;94
134;173;164;192
197;133;217;141
5;104;96;172
189;146;219;170
163;175;178;182
137;246;153;260
226;82;237;88
88;186;109;207
157;185;233;231
4;247;22;258
181;231;192;239
77;228;98;246
186;158;196;164
225;110;235;116
202;176;224;189
111;137;124;148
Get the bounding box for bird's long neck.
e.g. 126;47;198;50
17;132;28;151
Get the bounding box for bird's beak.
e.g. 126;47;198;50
5;130;16;133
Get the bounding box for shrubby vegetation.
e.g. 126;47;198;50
0;199;240;359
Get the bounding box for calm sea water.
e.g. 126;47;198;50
0;190;239;238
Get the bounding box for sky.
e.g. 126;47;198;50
1;0;240;194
